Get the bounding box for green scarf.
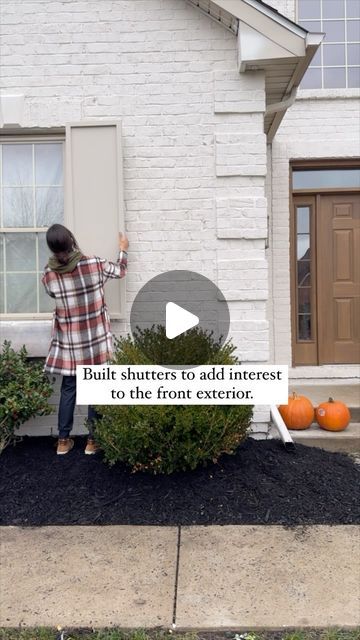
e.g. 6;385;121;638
48;250;83;274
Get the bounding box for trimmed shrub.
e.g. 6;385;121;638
94;325;253;474
0;341;54;453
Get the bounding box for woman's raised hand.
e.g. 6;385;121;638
118;232;129;251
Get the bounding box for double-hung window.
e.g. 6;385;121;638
0;138;64;316
0;122;125;328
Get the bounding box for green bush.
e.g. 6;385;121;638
0;340;54;453
94;325;253;474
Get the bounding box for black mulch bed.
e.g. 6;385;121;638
0;436;359;527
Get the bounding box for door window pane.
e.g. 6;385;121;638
6;273;37;313
297;206;310;233
293;168;360;189
298;314;312;340
295;200;313;341
298;287;311;313
5;233;36;272
298;261;311;286
297;235;310;260
35;143;63;186
2;144;32;186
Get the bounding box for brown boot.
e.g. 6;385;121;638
57;438;74;455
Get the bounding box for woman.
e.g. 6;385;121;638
42;223;128;455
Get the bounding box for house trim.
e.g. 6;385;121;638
200;0;307;37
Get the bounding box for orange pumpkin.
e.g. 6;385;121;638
278;392;314;430
315;397;351;431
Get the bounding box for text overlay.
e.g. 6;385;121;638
76;365;288;405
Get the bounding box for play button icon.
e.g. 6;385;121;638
130;269;230;367
166;302;199;339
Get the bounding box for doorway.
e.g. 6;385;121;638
290;162;360;366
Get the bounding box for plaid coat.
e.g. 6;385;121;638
42;251;127;376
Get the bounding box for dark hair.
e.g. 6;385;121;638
46;224;79;255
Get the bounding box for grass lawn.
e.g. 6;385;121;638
0;628;359;640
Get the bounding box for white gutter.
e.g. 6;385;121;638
270;405;295;450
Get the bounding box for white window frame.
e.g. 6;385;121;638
0;133;65;320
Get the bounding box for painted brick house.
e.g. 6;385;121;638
0;0;359;438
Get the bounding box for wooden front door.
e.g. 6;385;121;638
317;193;360;364
292;192;360;365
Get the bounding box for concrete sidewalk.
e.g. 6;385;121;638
0;525;359;630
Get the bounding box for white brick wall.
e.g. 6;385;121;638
216;196;268;239
215;133;267;176
1;0;271;437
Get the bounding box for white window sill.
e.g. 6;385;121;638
1;320;52;357
297;88;360;100
1;318;127;358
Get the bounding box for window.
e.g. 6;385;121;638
298;0;360;88
293;167;360;189
0;123;125;325
0;139;64;315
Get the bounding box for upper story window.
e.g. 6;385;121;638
0;139;64;315
298;0;360;88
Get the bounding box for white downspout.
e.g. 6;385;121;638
265;86;298;116
266;86;297;451
270;405;295;450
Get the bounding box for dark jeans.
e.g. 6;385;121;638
58;375;100;439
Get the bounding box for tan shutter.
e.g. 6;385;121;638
65;122;125;318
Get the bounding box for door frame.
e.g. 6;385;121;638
289;158;360;367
